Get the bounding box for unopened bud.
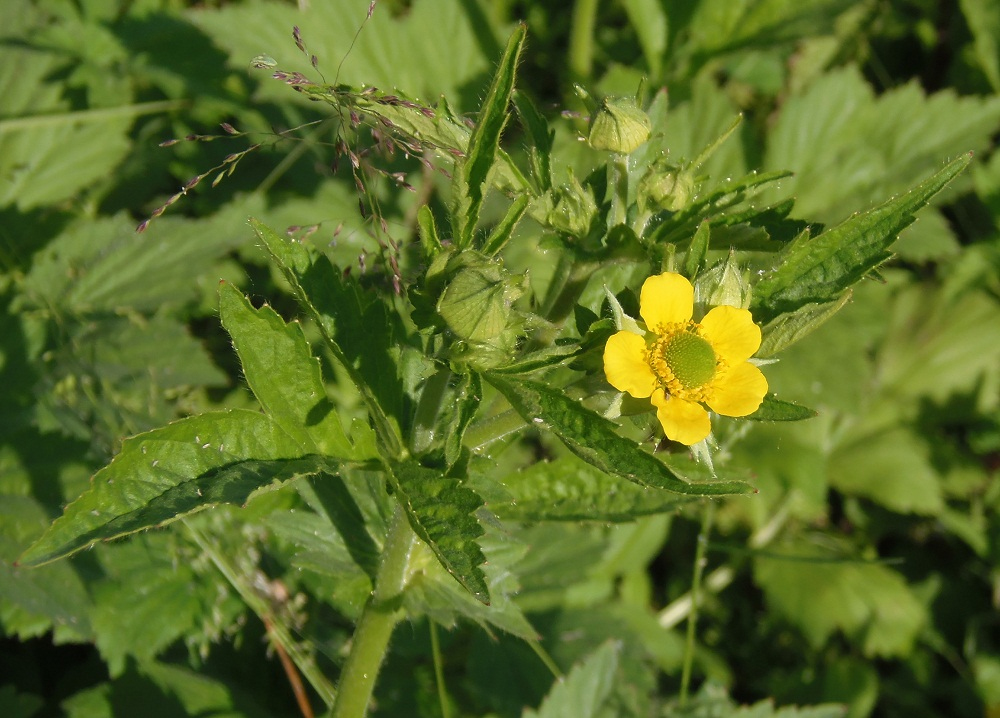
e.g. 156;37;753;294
587;97;651;154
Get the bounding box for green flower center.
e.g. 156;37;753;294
648;325;718;397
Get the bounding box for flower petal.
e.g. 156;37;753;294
640;273;693;329
707;362;768;417
604;331;656;398
700;305;761;363
651;391;712;445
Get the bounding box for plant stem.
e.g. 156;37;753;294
568;0;599;83
429;621;452;718
679;500;716;707
332;502;416;718
463;408;525;453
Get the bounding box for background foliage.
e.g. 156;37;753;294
2;0;999;716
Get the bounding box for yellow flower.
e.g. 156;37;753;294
603;272;768;445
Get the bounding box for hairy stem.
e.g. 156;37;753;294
332;502;416;718
568;0;599;82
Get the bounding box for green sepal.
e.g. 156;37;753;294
746;394;819;421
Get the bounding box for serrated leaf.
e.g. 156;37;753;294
404;523;536;640
219;281;358;458
453;24;526;247
751;155;970;322
961;0;1000;91
386;459;489;603
754;540;926;657
17;410;334;566
525;641;620;718
250;217;404;456
488;455;692;522
757;292;851;357
746;394;818;422
485;373;754;496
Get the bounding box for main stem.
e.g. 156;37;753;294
332;503;416;718
679;500;716;707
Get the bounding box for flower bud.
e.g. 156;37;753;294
638;164;695;212
534;172;597;237
587;97;651;154
695;252;751;309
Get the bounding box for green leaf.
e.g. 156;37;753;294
757;292;852;357
386;459;490;603
487;455;692;522
444;372;482;468
417;204;443;259
17;410;333;566
524;641;620;718
746;394;818;422
250;217;405;456
482;194;530;256
0;685;42;718
754;539;926;657
453;24;526;247
751;154;970;322
484;373;755;496
219;281;358;458
829;427;944;516
512;89;554;191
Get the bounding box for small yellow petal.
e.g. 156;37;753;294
640;273;693;329
651;392;711;445
604;331;656;398
707;362;768;417
700;305;761;363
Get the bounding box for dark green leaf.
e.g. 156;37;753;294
17;410;335;566
490;455;692;522
386;459;489;603
454;24;526;246
751;155;970;322
219;281;358;458
485;374;755;496
746;394;818;422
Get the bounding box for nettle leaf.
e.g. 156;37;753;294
386;459;489;604
444;372;482;468
524;641;620;718
751;154;970;323
485;373;755;496
754;540;927;658
251;218;405;455
17;410;335;567
486;454;692;522
219;282;359;458
453;24;526;247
